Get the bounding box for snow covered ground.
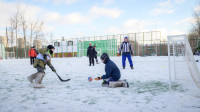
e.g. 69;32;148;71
0;56;200;112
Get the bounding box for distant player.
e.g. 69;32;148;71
119;36;134;69
27;45;56;88
28;46;37;65
87;43;95;66
93;45;99;64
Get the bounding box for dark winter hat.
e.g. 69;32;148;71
100;53;109;64
32;46;35;48
124;36;128;39
47;45;55;50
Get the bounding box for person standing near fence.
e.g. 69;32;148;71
28;46;37;65
119;36;134;69
94;45;99;64
87;43;95;66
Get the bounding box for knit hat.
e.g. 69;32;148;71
47;45;55;50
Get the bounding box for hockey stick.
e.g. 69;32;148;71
55;72;70;82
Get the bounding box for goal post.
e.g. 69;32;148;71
5;52;15;59
168;34;200;91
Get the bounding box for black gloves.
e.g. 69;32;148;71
43;54;47;60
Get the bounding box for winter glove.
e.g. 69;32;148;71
52;68;56;73
43;54;47;61
95;77;101;81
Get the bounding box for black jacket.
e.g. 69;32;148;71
87;46;95;57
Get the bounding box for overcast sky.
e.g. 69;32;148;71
0;0;198;40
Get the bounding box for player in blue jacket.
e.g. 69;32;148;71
95;53;121;85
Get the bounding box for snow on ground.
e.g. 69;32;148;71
0;56;200;112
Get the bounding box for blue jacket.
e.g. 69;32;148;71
101;59;121;81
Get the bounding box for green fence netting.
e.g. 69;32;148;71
77;39;117;57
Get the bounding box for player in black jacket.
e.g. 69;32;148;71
87;43;95;66
94;45;99;64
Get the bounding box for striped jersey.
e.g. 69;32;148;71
119;41;134;54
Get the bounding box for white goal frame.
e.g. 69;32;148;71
168;34;200;91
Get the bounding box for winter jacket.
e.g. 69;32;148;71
33;48;53;69
119;41;134;55
29;48;37;57
87;46;95;57
101;59;121;81
94;48;97;57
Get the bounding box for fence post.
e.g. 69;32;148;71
1;44;3;59
143;32;144;56
22;47;23;59
151;32;153;56
135;33;137;56
4;44;6;59
16;45;18;59
160;32;162;56
66;40;68;57
56;40;58;58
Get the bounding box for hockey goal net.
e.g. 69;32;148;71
168;34;200;90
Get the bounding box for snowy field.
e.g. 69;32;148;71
0;56;200;112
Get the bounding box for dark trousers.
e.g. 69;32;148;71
36;66;45;73
30;57;35;65
89;56;94;66
94;55;98;63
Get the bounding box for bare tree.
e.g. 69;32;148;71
188;3;200;53
9;18;15;52
34;21;44;49
20;12;28;58
6;27;8;48
5;4;47;59
13;5;21;59
29;20;38;47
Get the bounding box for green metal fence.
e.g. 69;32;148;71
77;39;117;57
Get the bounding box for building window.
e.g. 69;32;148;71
68;41;73;46
54;42;60;47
